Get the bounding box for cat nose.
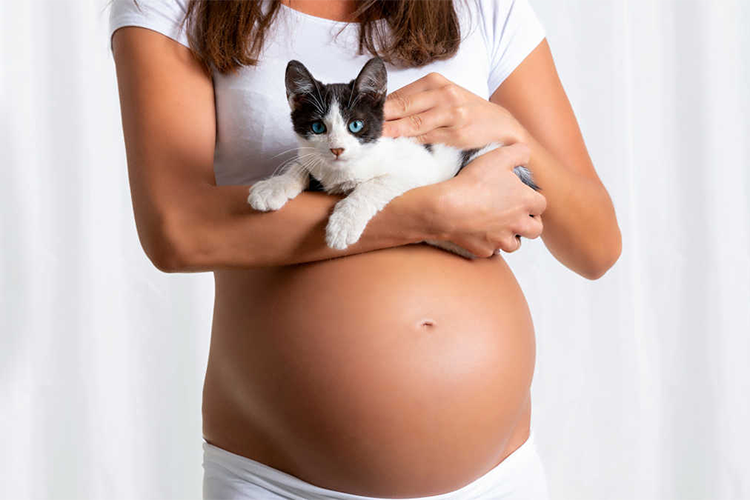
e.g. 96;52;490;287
330;148;344;158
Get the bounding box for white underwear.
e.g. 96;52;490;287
202;429;550;500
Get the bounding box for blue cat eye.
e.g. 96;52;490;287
348;120;364;133
311;121;326;134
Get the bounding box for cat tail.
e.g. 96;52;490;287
461;144;541;191
512;165;540;191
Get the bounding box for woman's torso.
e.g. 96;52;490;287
203;3;537;497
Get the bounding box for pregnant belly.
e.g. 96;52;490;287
203;244;536;497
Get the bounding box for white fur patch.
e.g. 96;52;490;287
255;98;511;257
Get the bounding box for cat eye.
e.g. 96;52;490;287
348;120;364;133
311;121;327;134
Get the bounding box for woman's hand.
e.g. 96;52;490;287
382;72;526;148
432;143;546;257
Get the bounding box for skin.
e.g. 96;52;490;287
111;0;621;495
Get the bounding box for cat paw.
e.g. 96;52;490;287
325;203;369;250
248;177;296;211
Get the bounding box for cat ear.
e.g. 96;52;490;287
285;60;320;110
352;57;387;101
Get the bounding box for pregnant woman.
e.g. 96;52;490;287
109;0;621;498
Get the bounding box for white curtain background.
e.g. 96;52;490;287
2;0;748;499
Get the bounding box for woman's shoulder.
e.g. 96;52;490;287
456;0;513;29
457;0;544;42
458;0;546;94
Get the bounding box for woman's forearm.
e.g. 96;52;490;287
520;129;622;279
161;183;444;272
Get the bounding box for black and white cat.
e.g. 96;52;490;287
247;57;538;258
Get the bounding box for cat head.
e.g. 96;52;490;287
285;57;387;169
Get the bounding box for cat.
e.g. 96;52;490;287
247;57;538;259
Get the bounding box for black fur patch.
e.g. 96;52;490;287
286;58;387;145
514;166;540;191
458;148;481;171
308;174;325;192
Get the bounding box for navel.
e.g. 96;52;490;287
419;319;437;329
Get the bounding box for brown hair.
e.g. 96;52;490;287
173;0;464;75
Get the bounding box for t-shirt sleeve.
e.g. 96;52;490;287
108;0;190;53
480;0;546;96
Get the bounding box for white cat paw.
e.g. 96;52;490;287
325;204;369;250
248;177;296;211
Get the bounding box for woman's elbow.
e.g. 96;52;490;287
138;213;200;273
581;228;622;280
148;245;186;273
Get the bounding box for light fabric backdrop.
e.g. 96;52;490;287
2;0;748;499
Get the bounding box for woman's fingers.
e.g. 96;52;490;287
382;106;456;140
436;142;545;258
383;87;444;122
517;213;544;240
527;189;547;216
384;82;467;121
498;234;522;253
383;72;449;117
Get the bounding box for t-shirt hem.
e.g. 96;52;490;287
109;16;190;54
487;32;546;98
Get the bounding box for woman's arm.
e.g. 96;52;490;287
113;27;542;272
491;40;622;280
112;27;438;272
382;40;622;280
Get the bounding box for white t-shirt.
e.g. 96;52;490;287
109;0;546;186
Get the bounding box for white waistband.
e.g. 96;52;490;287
202;430;541;500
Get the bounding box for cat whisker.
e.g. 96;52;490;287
273;152;320;176
304;156;325;181
266;146;315;161
346;84;354;109
293;154;322;177
273;160;306;177
312;84;326;114
349;92;365;109
296;154;320;171
272;156;305;176
311;102;326;116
